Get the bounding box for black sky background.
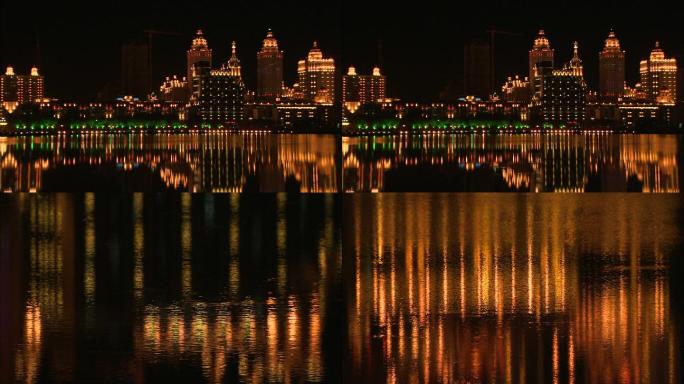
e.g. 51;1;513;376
2;0;682;102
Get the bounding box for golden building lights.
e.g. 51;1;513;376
187;29;212;93
257;29;284;102
159;75;190;102
197;40;246;124
343;65;387;113
1;65;45;113
599;30;626;100
297;41;336;105
639;41;678;105
225;41;242;78
537;41;587;124
529;29;554;92
501;75;531;103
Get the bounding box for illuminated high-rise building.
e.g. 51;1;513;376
1;66;44;112
25;67;44;103
256;29;284;103
342;66;386;113
640;41;677;105
529;30;554;94
598;30;625;101
297;42;335;105
538;42;587;124
464;40;493;98
187;30;212;96
197;41;245;124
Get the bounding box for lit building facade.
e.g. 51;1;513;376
538;42;587;124
196;42;245;125
256;30;284;103
297;42;335;105
342;66;386;113
529;30;554;94
276;104;335;130
598;30;625;101
501;75;531;103
159;75;190;103
618;102;674;128
639;42;677;105
187;30;213;96
1;66;44;112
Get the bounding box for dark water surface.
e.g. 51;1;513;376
344;194;682;384
0;134;338;192
1;194;342;383
1;186;682;382
343;134;681;192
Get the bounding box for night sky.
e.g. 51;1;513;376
2;0;682;102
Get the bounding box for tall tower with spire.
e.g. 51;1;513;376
599;30;625;101
640;41;677;104
257;29;284;103
297;41;336;104
567;41;583;78
536;41;587;124
225;41;242;77
196;40;245;125
187;30;212;93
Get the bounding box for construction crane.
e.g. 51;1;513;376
485;28;525;92
143;29;184;94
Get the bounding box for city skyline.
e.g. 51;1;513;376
1;3;683;383
342;1;683;101
2;1;682;102
0;0;342;101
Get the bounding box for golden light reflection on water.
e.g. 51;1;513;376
343;134;680;192
346;194;681;384
0;133;338;192
7;194;338;383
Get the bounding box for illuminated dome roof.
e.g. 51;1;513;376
191;29;209;50
347;66;356;76
604;30;621;50
650;41;665;60
308;41;323;61
532;29;551;49
262;29;279;50
372;67;381;76
5;66;14;76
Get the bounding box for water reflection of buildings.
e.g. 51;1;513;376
342;134;679;192
346;194;680;384
5;194;339;383
0;134;337;192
